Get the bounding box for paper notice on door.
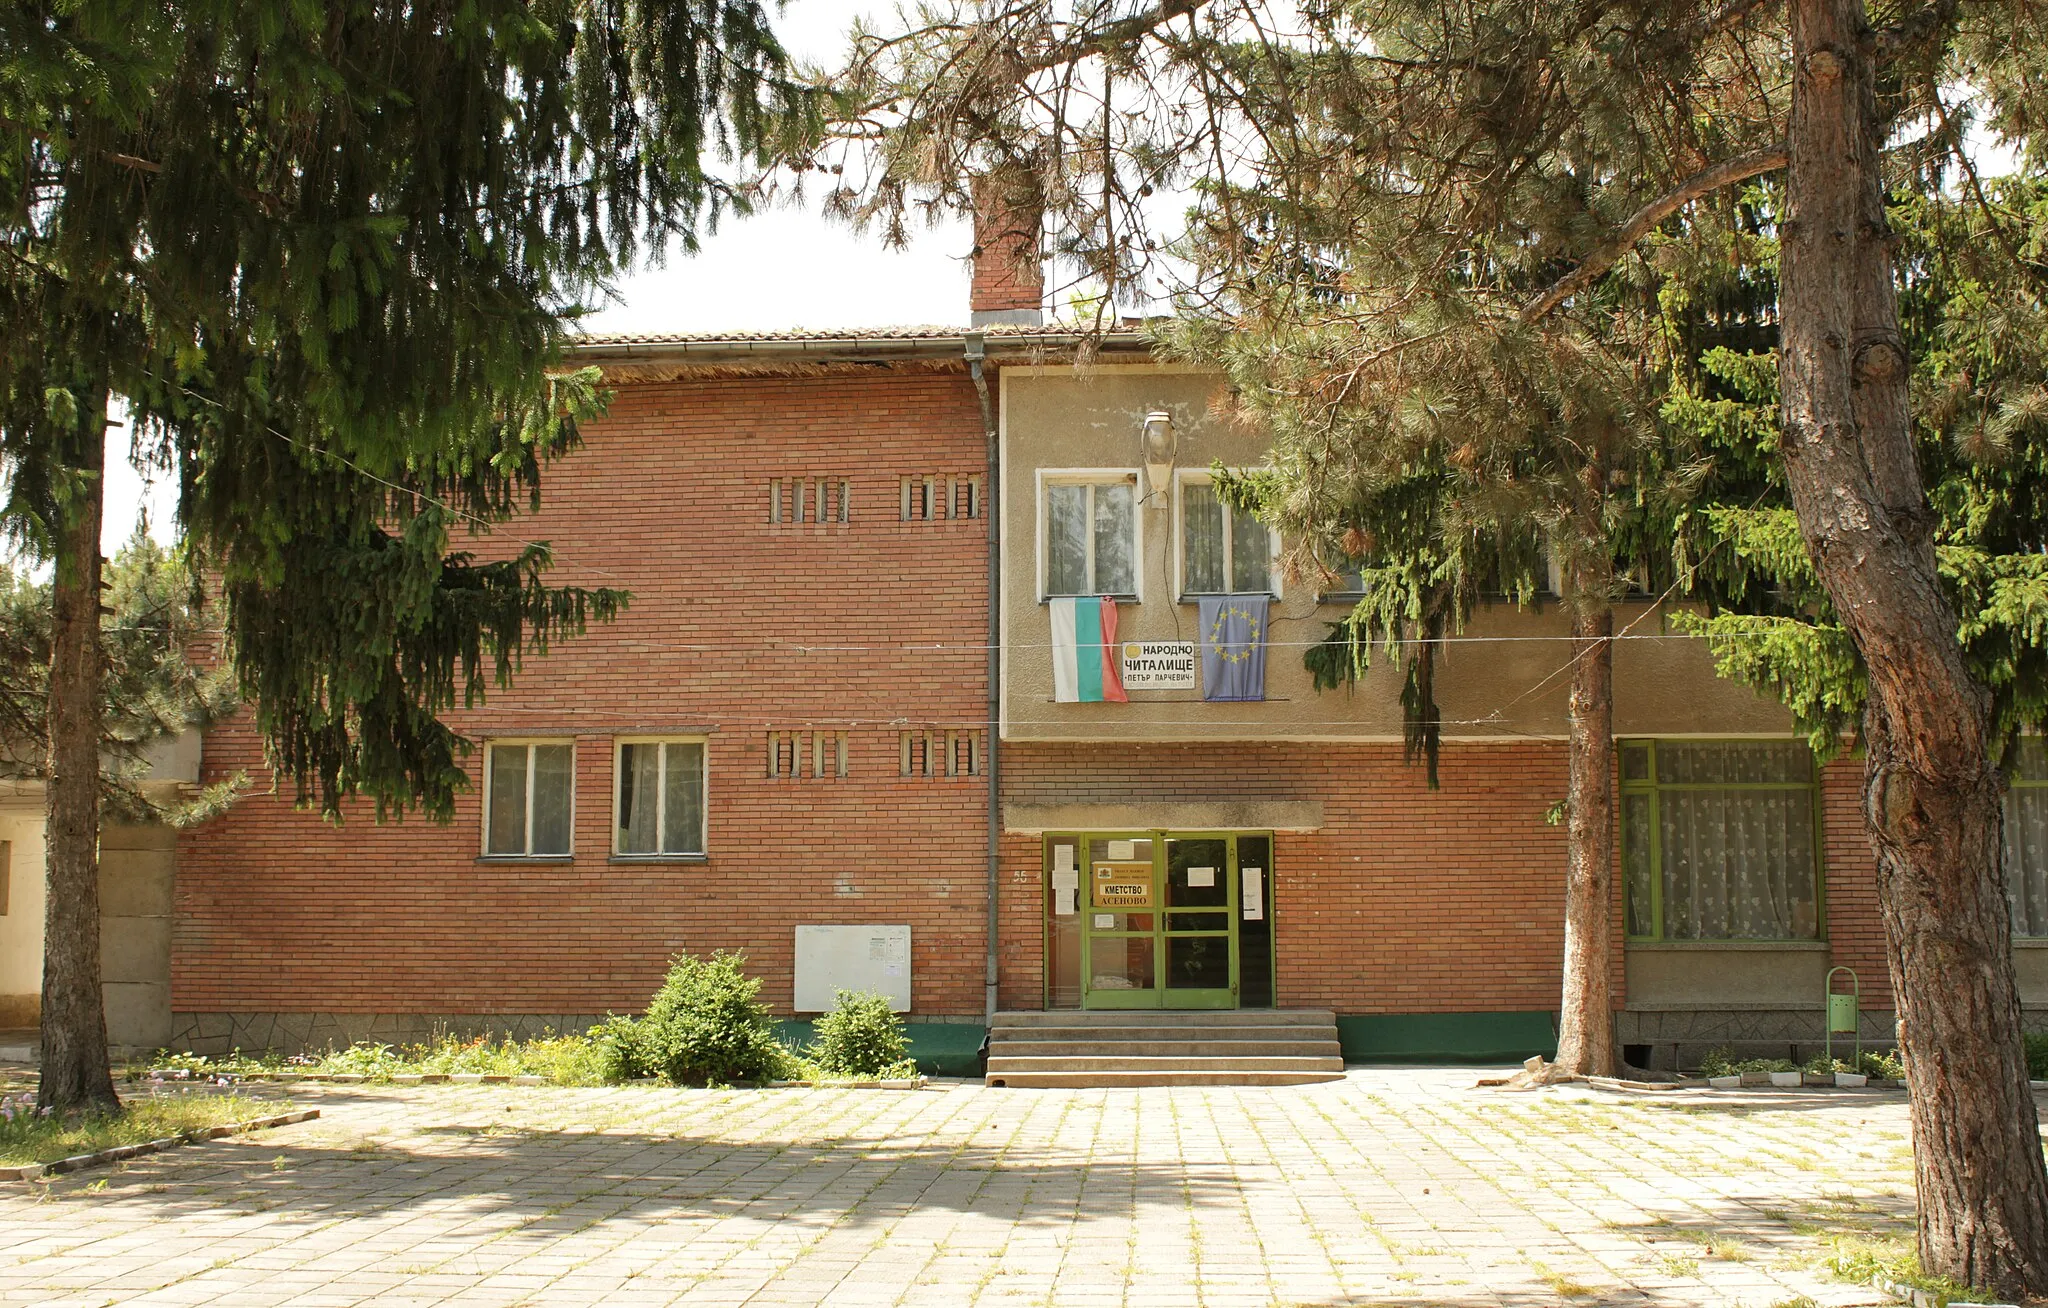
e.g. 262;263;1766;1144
1093;913;1116;930
1053;844;1076;873
1051;867;1079;893
1055;887;1077;916
1242;866;1264;920
1188;866;1215;888
1107;839;1136;860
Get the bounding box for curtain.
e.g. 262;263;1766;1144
1230;502;1269;592
2006;786;2048;937
529;745;574;856
663;743;706;854
617;743;660;855
1046;484;1088;594
1659;788;1817;939
1623;793;1655;936
1093;482;1135;594
1183;483;1225;592
487;746;528;855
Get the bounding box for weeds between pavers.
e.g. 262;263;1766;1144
0;1088;286;1167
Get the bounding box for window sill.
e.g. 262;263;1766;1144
2015;937;2048;948
609;854;710;865
475;855;575;865
1626;939;1827;950
1039;595;1140;605
1178;593;1279;603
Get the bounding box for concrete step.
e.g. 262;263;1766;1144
990;1023;1337;1042
988;1055;1345;1074
991;1009;1334;1028
990;1038;1341;1058
987;1069;1347;1088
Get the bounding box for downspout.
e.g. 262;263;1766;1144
966;334;1002;1033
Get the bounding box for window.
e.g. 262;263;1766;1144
1180;476;1274;596
766;730;848;780
2007;740;2048;936
1043;476;1137;597
1621;740;1820;941
615;740;706;856
901;475;983;521
768;477;851;524
484;742;574;858
900;729;982;778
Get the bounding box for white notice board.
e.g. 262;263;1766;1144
793;925;912;1013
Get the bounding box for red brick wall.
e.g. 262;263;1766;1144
1818;757;1891;1003
175;371;999;1018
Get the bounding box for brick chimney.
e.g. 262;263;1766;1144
970;172;1045;328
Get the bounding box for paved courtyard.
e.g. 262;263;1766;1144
0;1068;1926;1307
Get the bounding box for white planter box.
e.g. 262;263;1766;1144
1769;1071;1803;1088
1708;1075;1741;1089
1834;1072;1868;1087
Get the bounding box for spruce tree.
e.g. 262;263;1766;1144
2;0;812;1113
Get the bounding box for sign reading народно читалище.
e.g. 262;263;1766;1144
1094;862;1154;909
1121;641;1196;690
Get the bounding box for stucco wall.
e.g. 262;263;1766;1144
0;800;45;1027
997;364;1793;742
101;816;177;1049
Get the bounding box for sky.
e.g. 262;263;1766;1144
100;0;941;556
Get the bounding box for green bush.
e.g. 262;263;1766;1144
812;990;912;1077
2025;1033;2048;1081
599;952;792;1086
1857;1048;1906;1081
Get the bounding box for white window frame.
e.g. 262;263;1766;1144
1174;470;1281;600
1037;469;1143;601
612;737;710;858
481;739;576;859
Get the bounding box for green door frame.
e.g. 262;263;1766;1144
1078;830;1241;1010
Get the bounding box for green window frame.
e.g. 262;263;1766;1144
1621;739;1824;943
2005;740;2048;937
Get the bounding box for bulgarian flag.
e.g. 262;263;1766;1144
1050;597;1128;703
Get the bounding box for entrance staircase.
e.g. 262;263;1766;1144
984;1009;1345;1087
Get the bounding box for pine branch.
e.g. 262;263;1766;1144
1022;0;1210;73
1520;143;1788;323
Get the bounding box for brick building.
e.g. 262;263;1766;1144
19;201;2048;1074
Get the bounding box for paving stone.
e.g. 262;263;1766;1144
0;1069;1929;1305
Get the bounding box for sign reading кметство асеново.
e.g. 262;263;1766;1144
1120;641;1196;690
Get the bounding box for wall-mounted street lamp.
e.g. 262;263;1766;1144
1142;410;1176;501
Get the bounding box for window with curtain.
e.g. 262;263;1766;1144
1044;478;1136;596
1180;478;1273;595
2006;740;2048;937
483;741;574;857
615;740;707;857
1621;740;1821;941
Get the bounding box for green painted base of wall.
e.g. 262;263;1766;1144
773;1021;986;1078
1337;1012;1557;1064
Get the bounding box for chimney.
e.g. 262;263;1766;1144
970;172;1045;328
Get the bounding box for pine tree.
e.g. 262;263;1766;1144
1;528;237;817
2;0;813;1114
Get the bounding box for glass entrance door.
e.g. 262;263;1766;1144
1077;832;1242;1010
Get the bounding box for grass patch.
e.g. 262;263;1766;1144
0;1089;285;1166
139;1033;614;1086
1655;1253;1700;1278
1819;1233;1985;1305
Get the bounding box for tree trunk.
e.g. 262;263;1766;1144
37;391;119;1115
1554;579;1616;1078
1779;0;2048;1295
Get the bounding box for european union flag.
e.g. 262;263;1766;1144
1199;594;1268;701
